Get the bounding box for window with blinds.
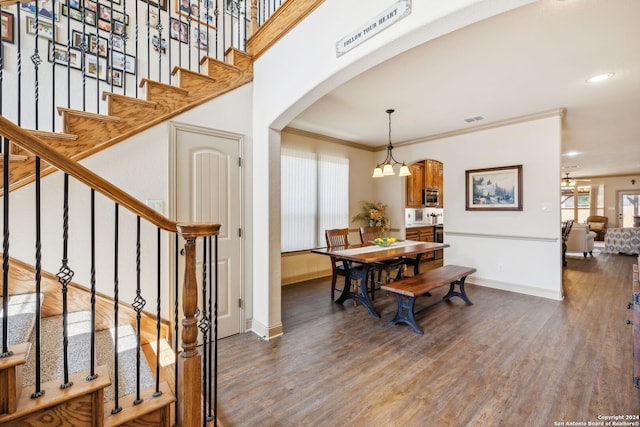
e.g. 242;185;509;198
281;148;349;252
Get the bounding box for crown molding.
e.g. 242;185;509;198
284;108;566;152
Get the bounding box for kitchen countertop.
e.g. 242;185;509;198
407;224;443;228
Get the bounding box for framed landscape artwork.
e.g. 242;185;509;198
465;165;523;211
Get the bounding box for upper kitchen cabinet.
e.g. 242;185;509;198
405;160;443;208
425;159;443;207
406;162;425;208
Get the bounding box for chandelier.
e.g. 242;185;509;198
372;109;411;178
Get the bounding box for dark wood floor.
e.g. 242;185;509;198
216;251;640;426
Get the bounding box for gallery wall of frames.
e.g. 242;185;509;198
0;0;248;130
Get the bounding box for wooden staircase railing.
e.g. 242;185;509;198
0;115;220;427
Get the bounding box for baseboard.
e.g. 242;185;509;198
469;276;563;301
248;318;284;341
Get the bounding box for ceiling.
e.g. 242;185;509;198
287;0;640;180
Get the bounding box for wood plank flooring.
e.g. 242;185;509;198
216;251;640;426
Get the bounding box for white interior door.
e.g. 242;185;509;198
173;124;242;339
618;190;640;227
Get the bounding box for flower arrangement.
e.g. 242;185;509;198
352;200;390;232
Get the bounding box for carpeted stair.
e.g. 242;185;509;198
21;310;155;402
0;293;41;347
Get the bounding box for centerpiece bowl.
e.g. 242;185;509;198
372;237;397;247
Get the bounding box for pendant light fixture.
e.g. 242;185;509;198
372;109;411;178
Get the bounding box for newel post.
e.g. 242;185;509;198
250;0;258;36
176;223;220;427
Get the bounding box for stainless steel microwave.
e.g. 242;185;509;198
422;188;439;207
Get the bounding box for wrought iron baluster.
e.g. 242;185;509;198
56;173;75;389
213;234;219;424
207;236;213;421
153;226;162;397
173;233;179;427
87;189;98;381
198;237;210;423
1;136;11;358
111;203;122;414
133;215;146;404
31;157;44;397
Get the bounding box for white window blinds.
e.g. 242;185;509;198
281;149;349;251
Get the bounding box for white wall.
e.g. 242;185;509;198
388;114;564;299
251;0;537;336
1;84;253;319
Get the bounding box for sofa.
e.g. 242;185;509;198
565;223;596;257
604;227;640;255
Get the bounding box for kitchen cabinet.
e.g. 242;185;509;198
405;226;435;260
425;159;443;208
405;160;443;208
405;162;424;208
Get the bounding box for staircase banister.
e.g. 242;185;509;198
0;116;219;236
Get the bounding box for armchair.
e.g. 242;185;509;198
586;215;608;241
566;223;596;257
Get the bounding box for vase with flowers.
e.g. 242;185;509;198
352;200;390;232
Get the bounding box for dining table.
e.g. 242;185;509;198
312;240;450;318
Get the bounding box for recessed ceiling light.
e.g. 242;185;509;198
586;72;614;83
563;151;579;157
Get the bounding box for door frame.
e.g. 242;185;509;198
617;189;640;228
168;120;246;338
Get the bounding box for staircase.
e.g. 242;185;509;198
0;259;175;426
1;48;253;195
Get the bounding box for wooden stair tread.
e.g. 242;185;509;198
104;381;174;427
0;154;28;162
28;129;79;141
199;56;243;74
138;78;189;94
171;66;217;82
57;107;121;123
0;365;111;424
0;343;30;370
102;92;158;108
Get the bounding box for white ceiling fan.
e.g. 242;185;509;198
562;173;591;186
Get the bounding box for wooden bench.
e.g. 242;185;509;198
381;265;476;334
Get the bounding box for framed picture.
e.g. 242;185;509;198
143;0;168;12
21;0;59;21
48;41;70;64
85;10;96;25
2;11;15;44
71;29;88;48
68;0;81;10
193;27;207;49
111;34;124;52
62;5;83;21
92;35;108;56
68;48;82;69
124;54;136;74
84;0;97;12
26;15;55;39
111;50;125;69
169;17;188;43
98;3;111;21
85;53;106;79
465;165;523;211
113;20;125;35
109;69;123;87
98;18;111;32
176;0;215;29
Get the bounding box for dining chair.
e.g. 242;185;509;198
325;228;367;302
359;226;405;297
